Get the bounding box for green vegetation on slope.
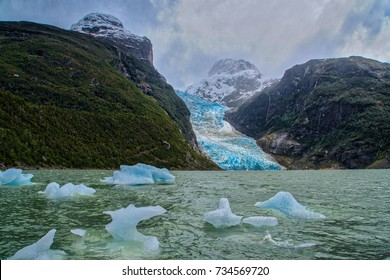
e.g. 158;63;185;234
0;21;217;169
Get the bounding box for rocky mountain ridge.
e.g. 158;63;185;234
227;56;390;169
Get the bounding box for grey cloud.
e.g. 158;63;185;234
1;0;389;89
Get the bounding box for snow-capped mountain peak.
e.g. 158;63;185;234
71;13;138;41
186;58;263;107
71;13;153;64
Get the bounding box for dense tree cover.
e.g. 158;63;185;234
0;21;217;169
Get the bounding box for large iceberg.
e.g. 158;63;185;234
0;168;33;185
101;163;175;185
8;229;66;260
103;204;167;251
176;91;282;170
203;198;243;228
39;182;96;198
255;191;325;219
242;216;278;227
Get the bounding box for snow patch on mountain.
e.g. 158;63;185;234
186;59;264;107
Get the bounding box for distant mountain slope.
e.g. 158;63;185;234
186;58;263;108
227;56;390;169
0;21;217;169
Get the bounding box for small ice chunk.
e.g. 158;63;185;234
263;231;317;249
103;204;166;251
255;191;325;219
203;198;243;228
242;216;278;227
295;242;317;248
39;182;96;198
101;163;175;185
263;231;291;247
71;229;86;237
8;229;66;260
0;168;33;185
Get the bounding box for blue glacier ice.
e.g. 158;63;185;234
0;168;33;185
176;91;282;170
8;229;66;260
104;204;167;251
39;182;96;198
101;163;175;185
255;191;325;219
242;216;278;227
203;198;243;228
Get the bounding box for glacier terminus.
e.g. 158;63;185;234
177;91;282;170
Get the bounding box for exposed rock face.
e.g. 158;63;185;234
186;58;263;107
228;56;390;169
71;13;153;64
258;133;303;157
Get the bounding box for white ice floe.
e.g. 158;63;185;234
8;229;66;260
101;163;175;185
242;216;278;227
39;182;96;198
0;168;33;185
203;198;243;228
255;191;325;219
103;204;167;251
71;229;86;237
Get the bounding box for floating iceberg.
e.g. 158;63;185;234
176;91;282;170
242;216;278;227
8;229;66;260
101;163;175;185
71;229;86;237
255;191;325;219
203;198;243;228
103;204;167;251
0;168;33;185
39;182;96;198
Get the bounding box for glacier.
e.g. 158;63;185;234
103;204;167;251
255;191;325;219
39;182;96;198
0;168;33;185
177;91;282;170
203;198;243;228
101;163;175;185
8;229;66;260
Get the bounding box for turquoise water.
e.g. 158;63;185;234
0;169;389;260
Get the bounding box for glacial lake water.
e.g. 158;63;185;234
1;169;389;260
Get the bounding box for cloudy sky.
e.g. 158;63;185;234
1;0;389;89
